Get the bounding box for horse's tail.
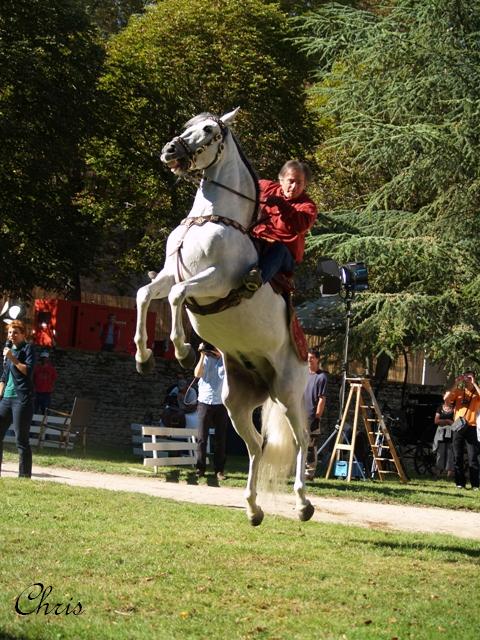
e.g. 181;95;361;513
258;398;297;492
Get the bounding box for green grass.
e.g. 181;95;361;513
3;444;480;512
0;480;479;640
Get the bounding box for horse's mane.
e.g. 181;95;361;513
183;112;217;128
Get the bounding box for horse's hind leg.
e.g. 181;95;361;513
274;378;315;522
229;405;264;525
222;358;266;525
285;405;314;521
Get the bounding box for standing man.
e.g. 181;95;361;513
33;350;58;414
100;314;120;352
194;342;230;481
243;160;317;293
303;348;328;481
444;371;480;490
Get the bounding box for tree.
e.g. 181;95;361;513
295;0;480;374
82;0;317;286
0;0;104;298
82;0;150;37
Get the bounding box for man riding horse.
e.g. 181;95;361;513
243;160;317;296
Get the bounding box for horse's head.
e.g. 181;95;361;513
160;107;240;175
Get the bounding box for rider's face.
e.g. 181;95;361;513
279;169;306;200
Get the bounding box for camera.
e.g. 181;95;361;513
317;257;369;296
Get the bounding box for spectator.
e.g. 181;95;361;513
160;373;198;429
194;342;230;481
100;314;120;352
433;399;454;478
164;373;198;414
0;320;36;478
33;350;58;414
444;371;480;490
303;347;328;480
33;320;56;348
243;160;317;294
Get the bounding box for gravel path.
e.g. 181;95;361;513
3;462;480;540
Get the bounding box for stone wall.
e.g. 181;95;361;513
50;348;186;449
48;348;445;451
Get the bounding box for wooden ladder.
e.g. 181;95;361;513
325;377;408;483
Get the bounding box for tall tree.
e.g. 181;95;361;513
0;0;104;299
295;0;480;374
82;0;317;286
83;0;150;37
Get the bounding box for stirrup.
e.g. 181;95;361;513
243;267;262;292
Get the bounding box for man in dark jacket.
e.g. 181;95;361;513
0;320;36;477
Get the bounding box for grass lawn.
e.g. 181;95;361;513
3;444;480;513
1;479;479;640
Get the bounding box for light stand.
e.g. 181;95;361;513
316;288;366;479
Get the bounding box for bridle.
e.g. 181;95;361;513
173;115;227;173
174;117;265;208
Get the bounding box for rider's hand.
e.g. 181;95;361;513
264;195;285;209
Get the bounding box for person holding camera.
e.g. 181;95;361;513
194;342;230;480
444;371;480;490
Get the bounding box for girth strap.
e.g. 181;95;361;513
176;214;255;314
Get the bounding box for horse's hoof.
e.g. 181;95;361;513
249;508;264;527
298;501;315;522
136;353;155;375
178;344;196;369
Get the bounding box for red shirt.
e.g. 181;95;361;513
251;179;317;263
33;362;58;393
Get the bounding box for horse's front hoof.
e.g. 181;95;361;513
298;501;315;522
136;351;155;375
178;344;196;369
249;508;264;527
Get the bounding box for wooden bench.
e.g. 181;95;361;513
4;413;76;450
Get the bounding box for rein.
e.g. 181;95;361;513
204;176;266;206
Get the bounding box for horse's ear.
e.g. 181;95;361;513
221;107;240;126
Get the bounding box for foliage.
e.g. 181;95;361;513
0;0;104;298
294;1;480;374
82;0;317;283
82;0;150;37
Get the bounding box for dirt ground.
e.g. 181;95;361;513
3;462;480;540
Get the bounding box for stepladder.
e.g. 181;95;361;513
325;377;408;483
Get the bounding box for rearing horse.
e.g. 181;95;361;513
134;108;314;525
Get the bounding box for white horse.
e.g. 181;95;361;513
134;108;314;525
